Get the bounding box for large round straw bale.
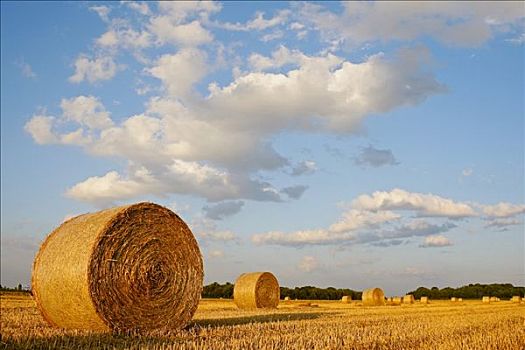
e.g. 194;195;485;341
341;295;351;303
233;272;279;309
403;294;415;304
362;288;386;306
32;202;203;332
420;296;429;304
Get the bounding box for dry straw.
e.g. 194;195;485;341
392;297;403;305
233;272;280;309
362;288;386;306
451;297;457;302
482;296;490;303
284;296;291;301
458;298;463;302
341;296;351;303
403;294;415;304
489;296;498;302
420;296;429;304
32;203;203;332
511;296;522;303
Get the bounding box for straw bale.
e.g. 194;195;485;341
511;296;522;303
32;202;203;331
482;296;490;303
489;296;498;302
362;288;386;306
403;294;415;304
233;272;279;309
451;297;457;302
420;296;429;304
391;297;403;305
284;296;291;301
341;295;351;303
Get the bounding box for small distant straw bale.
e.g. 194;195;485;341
341;296;351;303
233;272;279;309
362;288;386;306
392;297;403;305
420;296;429;304
511;296;522;303
284;296;290;301
451;297;457;302
482;296;490;303
490;296;498;302
403;294;415;304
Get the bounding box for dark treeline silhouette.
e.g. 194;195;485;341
0;284;27;292
202;282;234;298
408;283;525;299
203;282;524;300
280;286;361;300
202;282;360;300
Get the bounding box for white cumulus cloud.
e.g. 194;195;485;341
419;235;452;248
298;2;525;48
351;188;477;218
69;55;119;83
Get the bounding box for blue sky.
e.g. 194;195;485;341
1;1;524;295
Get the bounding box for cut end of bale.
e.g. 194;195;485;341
362;288;386;306
32;202;203;332
233;272;280;309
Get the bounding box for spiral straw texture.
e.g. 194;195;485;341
233;272;280;309
32;202;203;332
362;288;386;306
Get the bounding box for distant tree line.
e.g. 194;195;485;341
202;282;234;298
408;283;525;299
202;282;360;300
279;286;361;300
0;283;28;292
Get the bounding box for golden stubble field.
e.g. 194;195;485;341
1;292;524;350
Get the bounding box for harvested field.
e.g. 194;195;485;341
2;292;524;350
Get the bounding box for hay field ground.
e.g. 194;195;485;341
1;292;524;350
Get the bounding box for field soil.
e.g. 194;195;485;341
1;292;524;349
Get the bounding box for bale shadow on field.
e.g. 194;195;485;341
191;311;327;328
